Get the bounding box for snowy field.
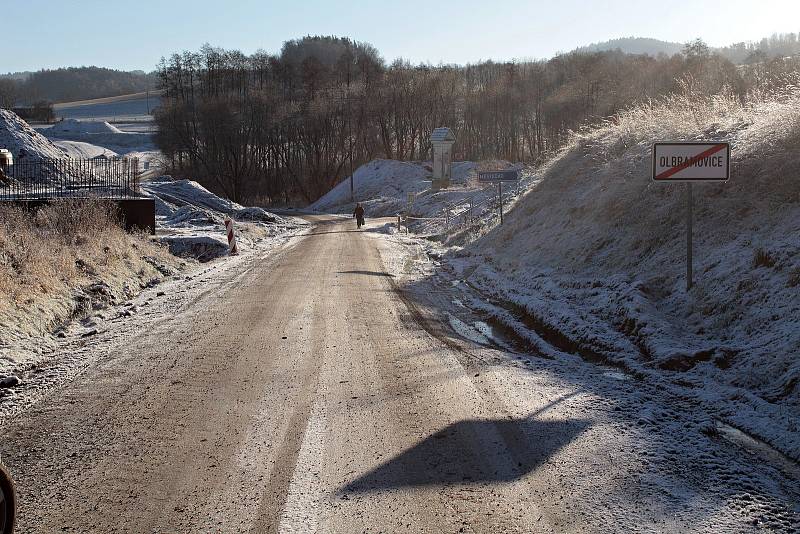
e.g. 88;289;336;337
52;91;159;122
38;118;157;156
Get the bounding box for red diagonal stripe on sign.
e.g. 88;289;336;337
655;144;727;180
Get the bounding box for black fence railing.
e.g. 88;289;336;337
0;157;140;200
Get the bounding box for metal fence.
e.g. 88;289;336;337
0;157;140;200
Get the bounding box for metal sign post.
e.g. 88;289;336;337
498;182;504;225
652;142;730;291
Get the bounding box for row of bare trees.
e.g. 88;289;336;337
154;36;797;204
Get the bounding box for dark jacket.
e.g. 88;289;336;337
353;205;365;219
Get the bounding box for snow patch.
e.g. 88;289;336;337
0;109;68;160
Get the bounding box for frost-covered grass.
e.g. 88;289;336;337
451;83;800;459
0;200;180;372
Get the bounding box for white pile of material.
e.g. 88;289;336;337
52;140;118;159
0;109;67;159
450;87;800;459
142;177;296;261
1;108;296;262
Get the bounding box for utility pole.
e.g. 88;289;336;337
348;100;354;203
346;63;354;203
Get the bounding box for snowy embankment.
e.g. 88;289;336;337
0;111;305;383
443;87;800;459
311;159;475;216
0;109;68;159
142;177;303;262
2;112;302;262
310;158;530;234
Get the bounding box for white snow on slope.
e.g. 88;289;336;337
142;177;303;261
0;109;67;160
310;158;533;237
52;140;118;159
41;118;155;155
311;159;477;216
445;88;800;459
2;110;300;263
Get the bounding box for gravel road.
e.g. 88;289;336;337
0;215;797;533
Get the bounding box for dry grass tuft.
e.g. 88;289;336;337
752;247;777;269
787;268;800;288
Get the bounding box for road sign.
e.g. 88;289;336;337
652;142;730;182
478;169;520;183
652;141;731;291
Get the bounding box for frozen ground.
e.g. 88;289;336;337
1;216;796;532
1;112;300;262
311;88;800;469
372;226;800;531
443;88;800;462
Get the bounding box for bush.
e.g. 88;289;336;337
752;247;777;269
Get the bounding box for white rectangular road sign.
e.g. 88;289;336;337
652;142;730;182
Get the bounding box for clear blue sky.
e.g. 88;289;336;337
4;0;799;72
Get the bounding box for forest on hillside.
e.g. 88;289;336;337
0;67;156;107
579;32;800;64
154;36;800;205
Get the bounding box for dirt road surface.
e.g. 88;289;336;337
1;216;798;533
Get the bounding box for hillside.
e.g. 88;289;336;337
5;67;156;105
447;84;800;459
576;37;684;57
577;33;800;63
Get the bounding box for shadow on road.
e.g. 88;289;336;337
337;270;396;278
306;230;363;236
340;416;589;493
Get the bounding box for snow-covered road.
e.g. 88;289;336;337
0;215;797;533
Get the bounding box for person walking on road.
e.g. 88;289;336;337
353;203;365;229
